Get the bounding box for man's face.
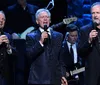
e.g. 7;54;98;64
17;0;26;5
36;11;51;28
0;13;5;29
67;31;78;44
91;5;100;25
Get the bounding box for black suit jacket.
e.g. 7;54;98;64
26;29;63;84
0;32;16;85
5;3;39;34
78;23;100;85
60;40;83;78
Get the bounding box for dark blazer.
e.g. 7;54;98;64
26;29;63;84
0;32;16;85
5;3;39;34
60;40;85;85
78;22;100;85
60;40;82;77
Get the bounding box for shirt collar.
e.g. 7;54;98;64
67;41;76;47
39;27;51;35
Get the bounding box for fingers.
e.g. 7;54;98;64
89;30;98;43
41;31;48;39
61;77;68;85
40;31;49;43
90;30;98;38
2;39;9;44
0;35;9;44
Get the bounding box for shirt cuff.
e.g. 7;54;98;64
7;49;12;54
39;41;44;47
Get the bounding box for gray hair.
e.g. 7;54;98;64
91;2;100;11
0;10;6;20
35;8;51;20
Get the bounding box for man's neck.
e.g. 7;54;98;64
19;2;27;10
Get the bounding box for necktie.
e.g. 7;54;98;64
70;44;74;58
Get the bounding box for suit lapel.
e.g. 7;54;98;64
64;41;74;64
35;29;41;41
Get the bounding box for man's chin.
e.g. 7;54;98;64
94;20;100;24
93;21;100;26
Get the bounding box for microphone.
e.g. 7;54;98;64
43;25;50;44
0;28;8;47
44;24;48;32
93;22;100;44
0;28;4;35
91;22;100;44
93;21;98;30
0;28;9;47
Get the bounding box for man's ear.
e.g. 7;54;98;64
65;32;69;40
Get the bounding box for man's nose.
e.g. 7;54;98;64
94;14;97;18
44;18;47;21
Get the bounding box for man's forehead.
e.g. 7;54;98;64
0;13;5;19
0;13;4;17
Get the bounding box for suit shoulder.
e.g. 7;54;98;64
7;4;16;10
53;31;63;39
53;31;63;36
27;3;39;9
27;3;39;12
4;32;10;36
80;23;92;32
4;32;12;39
26;30;39;37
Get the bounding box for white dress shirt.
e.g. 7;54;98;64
67;41;78;64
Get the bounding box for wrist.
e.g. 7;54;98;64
88;38;92;43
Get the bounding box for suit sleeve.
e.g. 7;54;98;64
78;28;92;58
26;34;44;61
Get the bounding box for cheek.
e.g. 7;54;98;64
92;14;94;18
36;20;42;25
92;16;94;20
3;21;5;24
71;37;76;41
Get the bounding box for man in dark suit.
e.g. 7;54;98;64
26;8;68;85
5;0;39;38
60;24;85;85
0;11;15;85
78;2;100;85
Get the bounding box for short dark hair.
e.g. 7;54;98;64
66;24;79;32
